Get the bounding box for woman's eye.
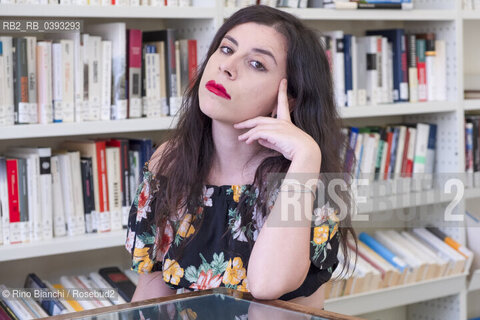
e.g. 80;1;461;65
251;61;266;71
220;46;232;54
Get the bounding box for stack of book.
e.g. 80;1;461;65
463;0;480;10
0;25;197;127
325;227;473;299
341;122;437;196
0;266;137;319
0;138;153;246
0;0;193;7
227;0;414;10
320;29;447;108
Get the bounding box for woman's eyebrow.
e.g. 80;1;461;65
223;35;277;66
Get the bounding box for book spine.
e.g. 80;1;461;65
36;42;53;124
61;40;74;123
13;38;30;124
344;35;354;107
127;30;143;118
52;43;63;123
81;158;95;233
407;34;418;102
50;156;67;237
101;41;112;121
416;39;427;102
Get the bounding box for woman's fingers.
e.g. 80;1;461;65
276;79;291;122
234;116;277;129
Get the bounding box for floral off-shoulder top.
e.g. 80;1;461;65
125;162;340;301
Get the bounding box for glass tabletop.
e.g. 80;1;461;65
77;293;329;320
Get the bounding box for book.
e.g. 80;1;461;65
98;267;136;303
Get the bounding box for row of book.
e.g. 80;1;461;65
0;0;192;6
320;29;447;108
0;138;153;246
0;24;197;126
463;0;480;10
228;0;414;10
465;116;480;188
325;226;473;298
0;267;138;319
340;122;437;196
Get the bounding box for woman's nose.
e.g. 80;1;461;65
219;59;236;79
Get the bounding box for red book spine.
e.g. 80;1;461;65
188;39;197;83
128;30;142;69
6;159;20;223
383;132;393;180
96;141;109;212
417;61;427;102
401;128;411;177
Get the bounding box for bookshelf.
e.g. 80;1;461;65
0;0;478;319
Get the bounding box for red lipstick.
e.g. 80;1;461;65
206;80;231;100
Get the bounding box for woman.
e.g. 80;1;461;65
125;4;356;310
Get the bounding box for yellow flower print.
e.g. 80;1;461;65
222;257;246;286
133;247;154;274
231;185;242;203
138;257;154;274
163;259;184;285
330;223;338;240
313;225;329;245
133;247;149;259
177;214;195;238
179;308;197;320
237;278;249;292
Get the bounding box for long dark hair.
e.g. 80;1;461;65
149;5;356;279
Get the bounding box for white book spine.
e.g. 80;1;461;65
350;35;358;107
82;34;90;122
412;123;430;175
61;40;75;122
355;37;367;106
36;42;53;124
380;37;389;103
74;36;84;122
52;43;63;123
332;32;346;108
25;37;37;110
426;52;436;101
366;36;379;105
101;41;112;121
38;149;53;240
0;37;15;126
106;148;123;231
434;40;447;101
59;276;96;310
394;126;407;179
69;152;86;235
0;54;5;126
0;159;10;245
387;42;394;103
58;154;76;236
51;156;66;237
88;36;101;121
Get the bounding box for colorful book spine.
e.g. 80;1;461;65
359;232;408;272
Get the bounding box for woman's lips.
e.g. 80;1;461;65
205;80;231;100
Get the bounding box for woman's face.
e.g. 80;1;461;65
198;22;288;124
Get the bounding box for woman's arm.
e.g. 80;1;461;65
131;272;177;302
247;151;321;300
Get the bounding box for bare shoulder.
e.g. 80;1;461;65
148;141;169;172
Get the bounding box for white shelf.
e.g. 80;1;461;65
0;4;216;18
465;187;480;199
0;117;178;140
468;269;480;292
224;7;456;21
324;273;467;316
0;230;125;262
358;188;468;214
339;101;457;119
464;99;480;111
462;10;480;20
